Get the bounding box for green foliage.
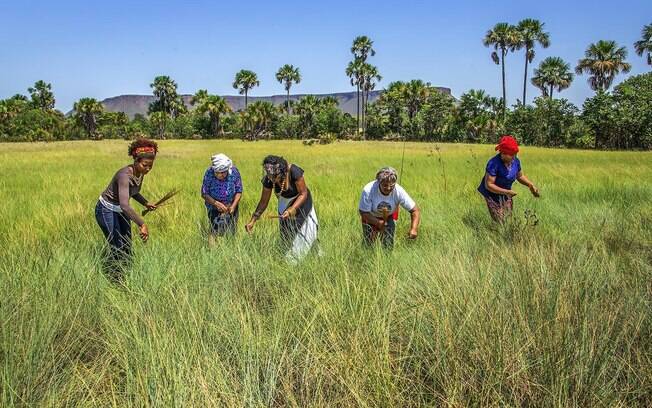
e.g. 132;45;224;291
451;89;503;143
73;97;105;139
28;80;55;111
240;101;277;140
191;90;232;137
583;72;652;149
507;97;588;147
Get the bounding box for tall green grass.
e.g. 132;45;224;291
1;140;651;406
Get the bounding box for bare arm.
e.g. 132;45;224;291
359;210;384;229
485;173;517;197
245;187;273;232
517;171;540;197
408;206;420;239
132;193;148;206
230;192;242;212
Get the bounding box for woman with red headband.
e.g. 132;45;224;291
477;135;539;222
94;138;158;281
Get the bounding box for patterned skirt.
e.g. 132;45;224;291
485;196;513;223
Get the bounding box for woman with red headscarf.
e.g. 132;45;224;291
95;138;159;281
477;135;539;222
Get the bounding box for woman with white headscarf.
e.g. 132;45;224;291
201;153;243;239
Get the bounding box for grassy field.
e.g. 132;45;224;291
1;140;651;407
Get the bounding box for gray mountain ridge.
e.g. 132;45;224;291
96;88;452;118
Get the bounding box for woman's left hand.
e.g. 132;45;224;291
145;202;157;211
529;185;540;197
408;228;418;240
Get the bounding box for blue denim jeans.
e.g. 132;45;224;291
95;200;132;281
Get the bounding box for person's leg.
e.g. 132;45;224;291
382;219;396;248
109;213;132;282
226;206;239;236
207;207;219;244
362;222;375;246
95;202;126;282
485;197;505;223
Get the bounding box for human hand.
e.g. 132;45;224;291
506;190;518;197
375;219;386;231
407;229;418;240
145;202;157;211
139;224;149;242
213;201;228;212
529;185;540;198
227;205;235;214
245;221;255;233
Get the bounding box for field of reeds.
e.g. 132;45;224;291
1;140;651;407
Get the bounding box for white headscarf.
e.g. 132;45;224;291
211;153;233;174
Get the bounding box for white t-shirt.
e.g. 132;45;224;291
358;180;416;218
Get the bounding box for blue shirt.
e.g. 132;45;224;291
201;166;243;208
477;154;521;202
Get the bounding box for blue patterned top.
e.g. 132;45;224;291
201;166;243;208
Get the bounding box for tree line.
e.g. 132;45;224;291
1;23;651;149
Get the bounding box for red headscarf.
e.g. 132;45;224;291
495;135;519;155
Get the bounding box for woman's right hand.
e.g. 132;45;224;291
505;190;518;197
139;224;149;242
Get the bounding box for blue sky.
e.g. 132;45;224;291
1;0;650;111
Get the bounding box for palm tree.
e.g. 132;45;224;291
634;23;652;66
359;63;382;136
73;98;104;139
346;59;364;132
575;40;631;92
351;35;376;60
232;70;260;109
483;23;520;115
348;35;377;135
149;76;186;118
191;90;232;137
516;19;550;105
531;57;574;98
275;64;301;114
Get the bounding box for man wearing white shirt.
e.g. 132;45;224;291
358;167;421;247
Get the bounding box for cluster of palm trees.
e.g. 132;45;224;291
483;20;651;115
345;36;382;137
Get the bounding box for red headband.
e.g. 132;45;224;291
495;135;519;155
133;146;156;157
